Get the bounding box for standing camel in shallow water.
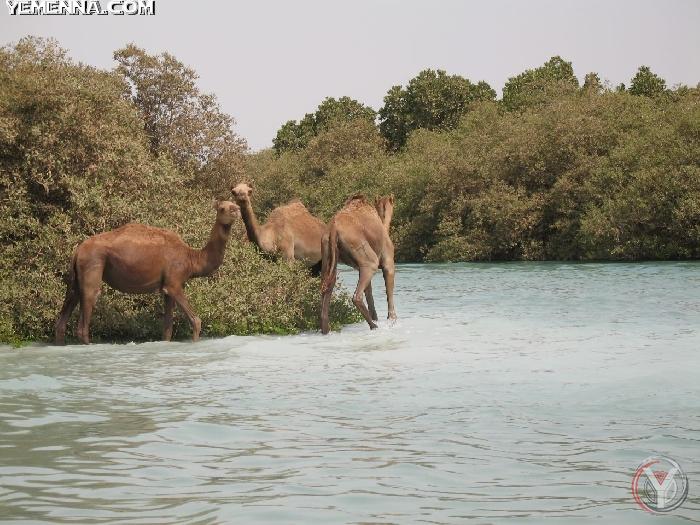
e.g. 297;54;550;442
320;195;397;334
54;200;241;345
231;182;327;275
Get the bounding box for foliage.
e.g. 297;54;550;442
273;96;376;153
304;119;385;176
582;72;603;94
2;37;698;347
314;96;377;131
273;117;316;155
629;65;667;98
378;69;496;150
248;77;700;263
501;56;580;112
114;44;247;195
247;131;388;222
0;37;359;346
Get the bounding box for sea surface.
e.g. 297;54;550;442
1;262;699;524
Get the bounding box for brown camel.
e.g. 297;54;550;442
231;182;327;275
320;194;397;334
54;200;241;345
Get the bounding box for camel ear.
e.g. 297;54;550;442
389;194;395;204
212;199;219;210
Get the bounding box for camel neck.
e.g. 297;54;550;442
193;221;231;277
239;199;262;247
380;207;394;233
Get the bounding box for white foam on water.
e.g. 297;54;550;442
0;262;699;523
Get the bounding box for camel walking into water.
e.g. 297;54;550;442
231;182;327;275
54;200;241;345
320;195;397;334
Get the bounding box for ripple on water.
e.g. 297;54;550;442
0;263;699;523
0;374;63;391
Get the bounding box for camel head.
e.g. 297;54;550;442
213;199;241;225
375;194;395;227
231;182;253;204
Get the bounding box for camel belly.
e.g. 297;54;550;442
102;255;164;294
294;241;322;265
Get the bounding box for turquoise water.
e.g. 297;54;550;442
1;262;699;523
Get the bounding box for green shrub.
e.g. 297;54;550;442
248;87;700;262
3;37;699;348
0;37;360;346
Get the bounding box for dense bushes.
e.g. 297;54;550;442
2;38;698;345
0;38;358;346
250;63;700;262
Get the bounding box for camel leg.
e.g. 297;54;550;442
55;288;79;345
76;286;101;345
320;233;334;335
168;287;202;342
382;260;397;321
162;293;175;342
365;282;378;322
353;266;379;330
321;286;333;334
309;260;322;277
284;246;295;263
281;236;295;263
75;263;103;345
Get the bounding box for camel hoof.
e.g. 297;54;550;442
369;322;378;330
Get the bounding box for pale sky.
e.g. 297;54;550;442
1;0;699;150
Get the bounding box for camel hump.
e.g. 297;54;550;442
345;193;367;205
269;200;311;221
113;222;160;234
86;223;184;248
341;194;376;216
280;200;310;214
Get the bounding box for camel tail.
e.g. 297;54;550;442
54;248;80;345
321;224;338;293
320;224;338;334
65;249;79;291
